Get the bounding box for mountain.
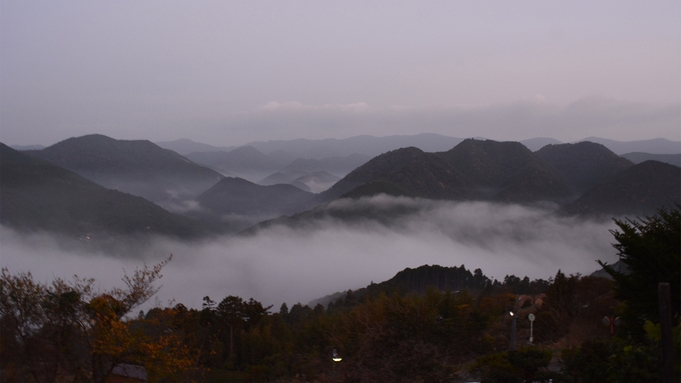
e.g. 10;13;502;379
279;153;371;176
621;152;681;167
259;171;340;193
185;146;283;181
155;138;234;155
578;137;681;155
317;147;478;202
195;177;316;230
308;264;491;308
10;144;45;151
561;161;681;217
520;137;563;152
245;133;464;159
317;139;582;205
0;143;225;241
435;139;571;204
24;134;224;209
535;142;633;197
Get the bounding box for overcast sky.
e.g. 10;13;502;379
2;1;679;147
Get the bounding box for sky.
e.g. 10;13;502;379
1;1;680;147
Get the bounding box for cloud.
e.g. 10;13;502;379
0;197;620;312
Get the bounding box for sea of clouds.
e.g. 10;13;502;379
0;196;620;312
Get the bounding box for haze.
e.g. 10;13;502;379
0;198;619;311
2;1;680;146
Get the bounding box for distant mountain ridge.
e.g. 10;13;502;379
155;134;681;158
25;134;223;210
194;177;317;230
0;143;226;242
535;141;633;196
578;137;681;155
8;134;679;239
561;161;681;217
281;139;679;224
621;152;681;167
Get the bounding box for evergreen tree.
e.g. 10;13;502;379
599;205;681;340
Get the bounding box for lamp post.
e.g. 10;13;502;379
509;310;517;351
332;347;342;381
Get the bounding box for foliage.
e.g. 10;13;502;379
0;258;632;382
562;337;661;383
599;205;681;340
0;255;198;383
470;347;552;383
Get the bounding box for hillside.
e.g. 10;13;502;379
434;139;571;203
0;143;226;240
621;152;681;167
185;146;284;179
24;134;223;208
196;177;317;230
578;137;681;155
316;147;478;202
561;161;681;217
536;141;633;197
155;138;234;155
245;133;465;159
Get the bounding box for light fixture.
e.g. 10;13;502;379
332;347;342;362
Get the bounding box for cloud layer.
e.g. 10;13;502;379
1;198;620;311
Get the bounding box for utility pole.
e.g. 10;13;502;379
658;283;674;383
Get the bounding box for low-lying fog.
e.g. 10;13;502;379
0;197;620;312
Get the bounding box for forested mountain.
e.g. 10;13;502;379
578;137;681;155
244;133;465;159
278;153;370;176
195;177;317;230
283;139;678;224
317;140;572;204
435;139;571;203
0;143;226;240
535;141;634;196
316;146;479;202
259;171;340;193
185;146;284;179
561;160;681;217
8;134;680;237
24;134;223;209
155;138;234;155
621;152;681;167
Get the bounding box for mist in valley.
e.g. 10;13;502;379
0;196;620;312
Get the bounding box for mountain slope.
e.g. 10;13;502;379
0;143;225;239
195;177;316;229
317;147;478;202
435;139;571;203
621;152;681;167
25;134;223;207
561;161;681;217
579;137;681;155
535;142;633;196
155;138;234;155
246;133;464;159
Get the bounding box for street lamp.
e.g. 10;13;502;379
509;310;517;351
331;348;342;382
332;348;342;362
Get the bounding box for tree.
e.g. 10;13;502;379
599;205;681;340
0;255;197;382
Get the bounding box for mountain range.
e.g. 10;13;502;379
0;144;226;244
24;134;224;211
4;134;679;239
